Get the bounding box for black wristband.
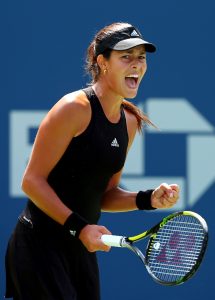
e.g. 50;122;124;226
136;189;157;210
63;212;89;238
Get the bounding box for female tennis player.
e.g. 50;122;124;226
5;22;180;300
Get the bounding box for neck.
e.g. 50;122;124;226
92;82;123;123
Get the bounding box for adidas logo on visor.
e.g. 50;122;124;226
130;30;139;37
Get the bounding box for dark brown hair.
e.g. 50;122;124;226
85;22;156;131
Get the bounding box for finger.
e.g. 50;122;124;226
169;184;180;193
100;244;111;252
169;191;174;198
167;191;179;202
161;198;176;208
97;226;112;251
159;183;175;197
103;246;111;252
167;194;179;206
99;226;112;235
173;190;179;198
98;238;111;252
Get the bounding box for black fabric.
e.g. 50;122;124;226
63;212;89;238
5;86;129;299
23;86;128;229
5;221;100;300
48;86;129;224
136;189;156;210
95;25;156;55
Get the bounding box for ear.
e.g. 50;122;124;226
96;54;107;70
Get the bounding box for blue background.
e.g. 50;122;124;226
2;0;215;299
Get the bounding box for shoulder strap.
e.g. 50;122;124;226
82;86;95;100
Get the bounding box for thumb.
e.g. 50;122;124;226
98;226;112;236
155;183;173;197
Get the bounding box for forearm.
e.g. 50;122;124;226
22;175;112;251
101;186;138;212
22;175;72;225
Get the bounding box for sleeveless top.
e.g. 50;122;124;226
23;86;129;231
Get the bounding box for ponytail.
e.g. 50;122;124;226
122;100;157;132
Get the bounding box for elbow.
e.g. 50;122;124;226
21;173;41;196
21;172;47;196
21;174;32;195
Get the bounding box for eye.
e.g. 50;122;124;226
121;55;130;60
139;55;146;60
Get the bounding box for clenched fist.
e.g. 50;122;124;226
151;183;180;209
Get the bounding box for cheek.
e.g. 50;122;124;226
107;67;124;85
142;62;147;73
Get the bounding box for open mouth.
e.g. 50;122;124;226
125;74;139;89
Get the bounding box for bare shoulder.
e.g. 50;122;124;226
54;90;90;117
39;90;91;138
63;90;90;107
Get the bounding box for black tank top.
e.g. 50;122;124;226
24;87;128;230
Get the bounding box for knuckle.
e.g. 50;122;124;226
104;246;111;252
161;182;168;188
87;242;96;252
88;247;95;252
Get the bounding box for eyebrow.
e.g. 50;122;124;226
122;48;146;54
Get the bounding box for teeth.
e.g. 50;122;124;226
126;74;139;78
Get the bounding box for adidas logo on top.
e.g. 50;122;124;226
69;230;77;237
130;30;139;37
111;138;119;147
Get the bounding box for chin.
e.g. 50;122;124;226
124;89;138;99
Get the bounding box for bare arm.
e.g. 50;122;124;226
22;92;88;224
101;171;138;212
101;180;180;212
21;91;111;252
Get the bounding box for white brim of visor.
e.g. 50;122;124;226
111;38;156;52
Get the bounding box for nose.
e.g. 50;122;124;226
131;57;143;69
131;58;138;69
131;58;147;72
132;64;137;69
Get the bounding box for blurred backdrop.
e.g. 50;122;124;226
2;0;215;299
